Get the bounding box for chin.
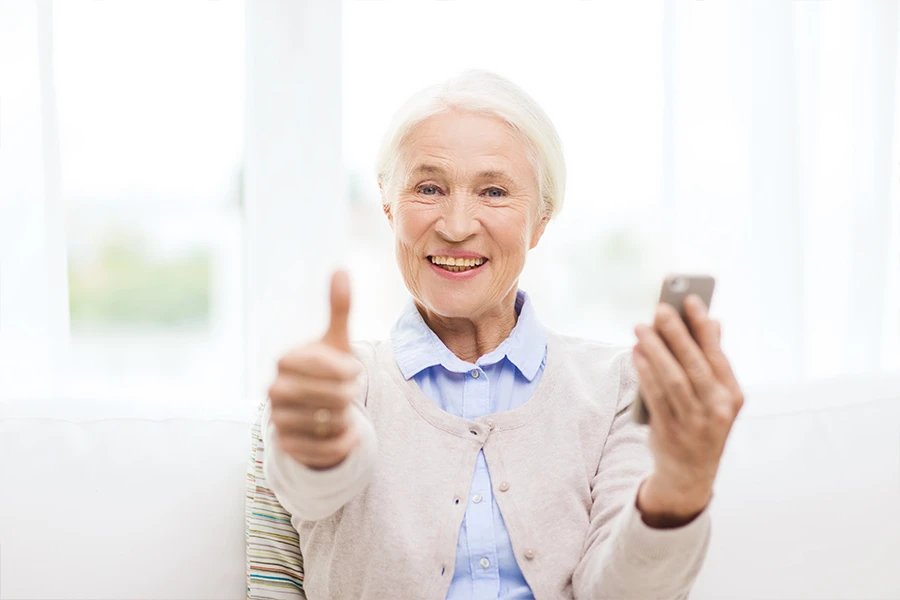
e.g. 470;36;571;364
420;285;485;318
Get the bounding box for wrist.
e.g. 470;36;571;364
636;473;711;528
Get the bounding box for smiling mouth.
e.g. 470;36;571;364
428;256;488;273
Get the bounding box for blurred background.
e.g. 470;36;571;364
1;0;898;418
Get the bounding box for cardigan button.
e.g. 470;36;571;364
498;481;510;492
524;548;536;560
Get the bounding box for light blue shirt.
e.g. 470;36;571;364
390;290;546;600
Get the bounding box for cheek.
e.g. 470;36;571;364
393;205;433;259
486;211;531;260
392;204;415;239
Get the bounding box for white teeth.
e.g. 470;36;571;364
429;256;485;266
429;255;487;270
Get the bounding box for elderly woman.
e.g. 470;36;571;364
261;70;743;599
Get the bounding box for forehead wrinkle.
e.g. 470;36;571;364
398;131;536;191
473;169;517;184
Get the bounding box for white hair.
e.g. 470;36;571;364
375;69;567;218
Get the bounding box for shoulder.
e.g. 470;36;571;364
546;330;637;410
548;329;632;371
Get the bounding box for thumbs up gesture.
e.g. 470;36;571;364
268;270;363;469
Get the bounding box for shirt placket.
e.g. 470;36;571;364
462;366;500;598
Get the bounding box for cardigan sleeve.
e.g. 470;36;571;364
262;353;378;522
572;350;711;599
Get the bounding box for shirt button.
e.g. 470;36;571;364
479;557;490;569
486;420;495;430
472;494;483;504
471;369;480;378
524;548;536;560
499;481;510;492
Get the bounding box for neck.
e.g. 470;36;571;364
416;289;519;363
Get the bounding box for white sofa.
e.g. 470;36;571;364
2;378;899;599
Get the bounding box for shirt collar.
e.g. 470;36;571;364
390;289;546;382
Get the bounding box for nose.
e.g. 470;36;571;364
435;194;479;242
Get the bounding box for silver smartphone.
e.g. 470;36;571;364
631;274;716;425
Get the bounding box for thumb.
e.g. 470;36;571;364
322;269;352;353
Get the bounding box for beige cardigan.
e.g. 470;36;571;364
262;331;711;599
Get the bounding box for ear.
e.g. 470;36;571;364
379;181;394;228
529;215;549;249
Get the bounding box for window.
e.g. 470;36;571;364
3;1;896;408
55;1;245;407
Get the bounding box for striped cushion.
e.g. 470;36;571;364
246;400;307;599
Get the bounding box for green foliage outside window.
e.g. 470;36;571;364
68;231;210;329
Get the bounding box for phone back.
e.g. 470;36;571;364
632;274;716;424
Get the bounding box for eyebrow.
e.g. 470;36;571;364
409;164;446;177
473;169;515;183
408;164;515;183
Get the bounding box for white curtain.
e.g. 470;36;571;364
0;0;68;400
663;0;900;386
2;0;898;406
245;0;900;400
336;0;900;394
244;0;346;398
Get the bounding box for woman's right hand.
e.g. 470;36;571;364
268;270;363;469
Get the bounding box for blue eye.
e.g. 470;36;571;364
484;187;506;198
420;186;437;195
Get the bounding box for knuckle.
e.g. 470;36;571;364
276;354;294;373
667;374;691;397
702;320;719;341
280;436;300;455
689;414;710;436
268;379;288;402
710;403;733;426
657;304;677;325
338;358;362;381
686;362;706;381
339;381;360;404
632;344;644;362
279;344;317;372
304;351;327;373
641;386;658;403
270;410;290;429
321;437;343;457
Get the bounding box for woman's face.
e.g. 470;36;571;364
384;109;547;320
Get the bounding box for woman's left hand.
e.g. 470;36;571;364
631;294;744;527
